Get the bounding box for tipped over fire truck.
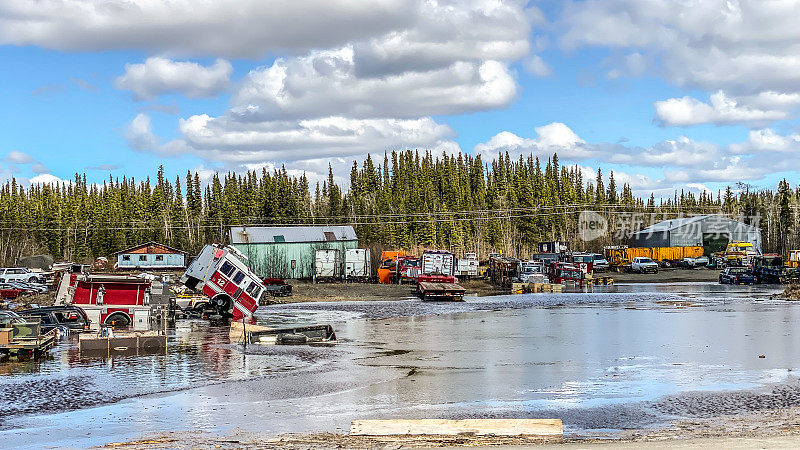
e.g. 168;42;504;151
179;244;265;320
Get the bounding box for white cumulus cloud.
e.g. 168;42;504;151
523;55;552;77
233;47;517;120
560;0;800;126
0;0;417;57
654;91;789;126
475;122;590;161
352;0;531;76
29;173;68;185
116;57;232;100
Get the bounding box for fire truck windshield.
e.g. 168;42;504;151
232;271;245;284
220;261;235;277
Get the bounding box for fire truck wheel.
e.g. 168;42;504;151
211;294;233;316
105;312;131;328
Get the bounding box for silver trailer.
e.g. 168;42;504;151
422;250;457;277
314;249;342;282
456;252;479;277
344;249;371;281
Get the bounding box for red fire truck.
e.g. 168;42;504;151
55;271;170;329
179;244;265;320
549;262;586;286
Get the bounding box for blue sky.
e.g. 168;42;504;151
1;1;798;198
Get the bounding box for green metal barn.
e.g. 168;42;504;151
229;226;358;279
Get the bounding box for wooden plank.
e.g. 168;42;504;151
229;320;272;342
350;419;563;436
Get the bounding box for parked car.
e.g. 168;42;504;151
6;281;47;293
680;256;710;269
719;267;757;285
0;310;26;327
18;306;91;333
0;267;44;284
631;257;659;274
0;283;36;298
591;253;609;272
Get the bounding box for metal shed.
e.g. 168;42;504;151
114;241;188;270
229;226;358;279
632;215;762;254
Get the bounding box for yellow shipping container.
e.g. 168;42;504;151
606;246;704;267
651;246;703;262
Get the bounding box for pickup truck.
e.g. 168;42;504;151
630;257;659;274
591;253;609;272
718;267;757;285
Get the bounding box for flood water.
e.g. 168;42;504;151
2;282;800;447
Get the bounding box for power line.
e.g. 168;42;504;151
0;207;762;232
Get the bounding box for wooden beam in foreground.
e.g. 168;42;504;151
350;419;563;436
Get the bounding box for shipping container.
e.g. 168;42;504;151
344;249;371;280
314;249;342;281
604;245;704;268
422;250;456;277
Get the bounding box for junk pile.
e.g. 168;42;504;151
0;313;56;358
229;321;336;346
78;325;166;356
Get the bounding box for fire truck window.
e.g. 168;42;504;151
220;261;235;277
246;281;260;296
232;270;245;284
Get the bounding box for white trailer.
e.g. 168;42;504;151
314;249;342;282
456;252;479;277
421;250;456;277
344;249;371;281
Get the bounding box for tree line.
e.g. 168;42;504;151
0;151;797;265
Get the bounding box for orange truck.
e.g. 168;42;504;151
377;251;405;284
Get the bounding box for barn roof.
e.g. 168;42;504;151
634;214;760;235
113;241;188;256
229;226;357;244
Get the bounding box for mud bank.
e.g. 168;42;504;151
275;280;414;303
107;403;800;448
779;284;800;300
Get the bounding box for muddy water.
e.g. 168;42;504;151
1;282;798;447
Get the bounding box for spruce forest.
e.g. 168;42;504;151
0;150;796;265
